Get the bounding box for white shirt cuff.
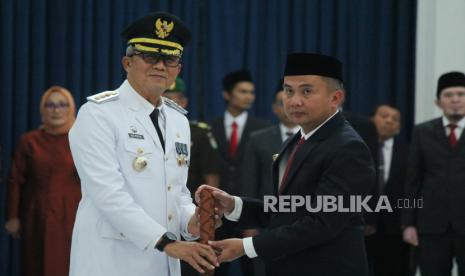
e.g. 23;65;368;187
243;237;258;258
148;233;164;250
224;196;243;222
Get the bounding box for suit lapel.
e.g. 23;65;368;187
272;133;298;194
212;118;228;158
387;139;398;183
120;80;164;152
279;139;318;194
134;111;164;152
234;116;254;161
272;125;284;145
277;112;345;195
456;125;465;148
432;118;451;149
163;109;175;154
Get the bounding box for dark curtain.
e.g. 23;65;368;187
0;0;416;275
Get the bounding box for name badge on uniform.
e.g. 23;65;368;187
175;142;189;167
128;125;144;139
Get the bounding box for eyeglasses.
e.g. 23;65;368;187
45;102;69;110
130;52;181;67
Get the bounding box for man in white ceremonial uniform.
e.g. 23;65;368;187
68;12;218;276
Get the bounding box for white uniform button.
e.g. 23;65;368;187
120;233;125;238
165;157;169;161
168;214;173;221
167;185;172;191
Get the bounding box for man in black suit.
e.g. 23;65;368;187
210;70;269;276
369;104;410;276
402;71;465;276
199;53;376;276
210;70;270;196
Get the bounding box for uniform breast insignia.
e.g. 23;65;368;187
175;142;189;167
162;96;188;115
272;153;279;161
133;147;148;172
128;125;144;139
133;156;148;171
87;91;119;104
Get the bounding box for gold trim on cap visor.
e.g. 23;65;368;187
133;44;181;57
129;37;183;51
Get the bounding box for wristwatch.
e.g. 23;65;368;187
155;232;177;251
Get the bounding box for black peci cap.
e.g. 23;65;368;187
284;53;343;82
436;71;465;99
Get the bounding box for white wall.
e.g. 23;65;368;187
415;0;465;124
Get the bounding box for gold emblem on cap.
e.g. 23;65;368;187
133;156;148;172
155;18;174;39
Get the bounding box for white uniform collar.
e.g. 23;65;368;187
119;80;165;116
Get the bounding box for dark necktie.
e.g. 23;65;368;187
448;124;458;147
150;109;165;152
229;122;238;158
378;142;386;193
278;136;305;195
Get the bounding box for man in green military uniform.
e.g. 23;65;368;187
164;77;221;196
164;77;221;276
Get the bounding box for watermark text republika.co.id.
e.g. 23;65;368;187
263;195;423;213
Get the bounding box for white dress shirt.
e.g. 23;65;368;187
380;137;394;183
226;110;340;258
224;111;248;143
442;116;465;139
279;123;301;142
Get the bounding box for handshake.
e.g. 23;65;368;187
163;185;246;274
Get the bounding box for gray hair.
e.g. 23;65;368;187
126;45;137;56
321;76;344;91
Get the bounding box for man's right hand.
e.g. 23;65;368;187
164;241;219;274
402;226;419;246
195;185;235;215
5;218;21;239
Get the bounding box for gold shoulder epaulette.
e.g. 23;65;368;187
162;96;188;115
87;91;119;104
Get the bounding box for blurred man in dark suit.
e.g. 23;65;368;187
241;81;299;199
239;81;299;276
342;108;379;237
210;70;269;276
402;71;465;276
369;104;410;276
200;53;376;276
